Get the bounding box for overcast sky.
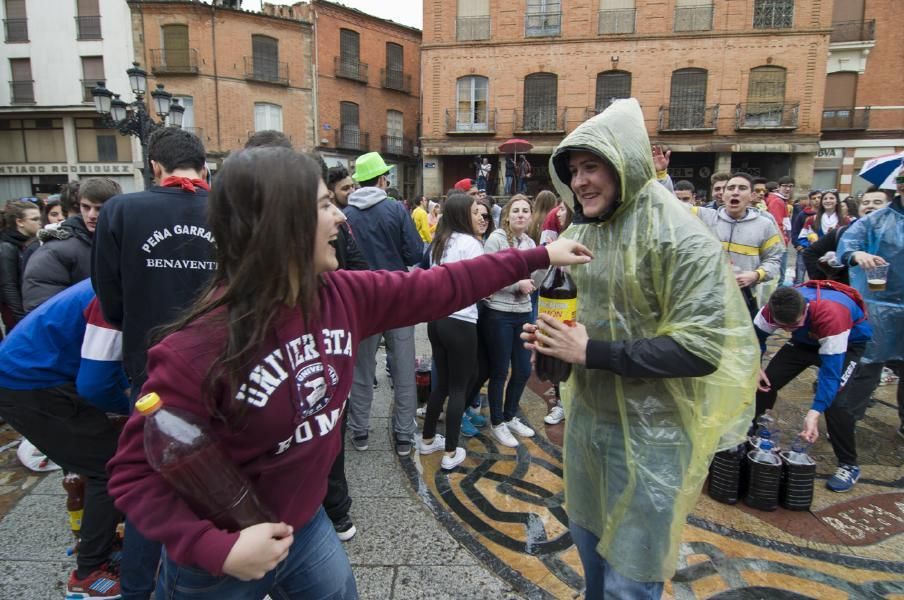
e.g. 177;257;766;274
242;0;423;29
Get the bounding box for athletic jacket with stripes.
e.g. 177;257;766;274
694;206;784;285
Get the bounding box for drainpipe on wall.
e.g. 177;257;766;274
211;3;222;152
311;6;319;153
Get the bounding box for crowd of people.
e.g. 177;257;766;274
0;97;899;600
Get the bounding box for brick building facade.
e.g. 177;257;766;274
815;0;903;197
268;1;422;200
129;0;315;163
420;0;833;198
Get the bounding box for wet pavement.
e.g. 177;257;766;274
411;331;904;599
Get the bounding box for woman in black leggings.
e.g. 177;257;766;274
418;192;486;469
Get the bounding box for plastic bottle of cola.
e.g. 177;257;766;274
135;392;276;532
536;266;577;384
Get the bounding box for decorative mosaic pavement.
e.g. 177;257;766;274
407;337;904;599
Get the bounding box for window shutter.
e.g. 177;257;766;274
76;0;99;16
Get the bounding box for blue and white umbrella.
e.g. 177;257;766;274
858;151;904;190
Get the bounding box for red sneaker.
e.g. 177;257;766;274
66;564;121;599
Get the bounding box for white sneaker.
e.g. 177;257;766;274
416;406;443;421
544;404;565;425
441;448;466;470
491;423;519;447
418;434;445;455
505;417;535;438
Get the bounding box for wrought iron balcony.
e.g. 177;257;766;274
830;19;876;43
335;128;369;151
380;69;412;94
658;104;719;132
598;8;635;34
3;18;27;42
821;107;870;131
9;80;35;104
753;1;793;29
334;57;368;83
243;56;288;86
513;107;568;134
445;108;496;134
81;79;99;103
525;12;561;37
456;16;490;41
381;135;412;156
674;4;713;31
151;48;200;75
75;15;101;40
735;102;799;130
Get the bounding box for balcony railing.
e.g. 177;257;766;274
735;102;799;129
598;8;635;34
3;18;27;42
151;48;200;75
525;12;561;37
445;108;497;134
513;107;568;134
821;107;870;131
753;2;793;29
9;80;35;104
456;16;491;41
830;19;876;43
243;56;288;85
658;104;719;132
335;128;369;151
75;15;102;40
334;57;368;83
381;135;413;156
674;4;713;31
380;69;412;94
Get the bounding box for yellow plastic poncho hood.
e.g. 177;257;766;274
549;99;758;581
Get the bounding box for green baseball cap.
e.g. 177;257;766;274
352;152;392;183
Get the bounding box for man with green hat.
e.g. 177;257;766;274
344;152;424;457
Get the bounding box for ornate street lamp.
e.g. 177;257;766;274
91;62;182;190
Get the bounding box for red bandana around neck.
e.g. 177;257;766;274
160;176;210;193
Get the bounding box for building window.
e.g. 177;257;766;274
337;28;366;81
595;70;631;112
668;68;708;129
161;24;191;70
525;0;561;37
339;101;363;149
254;102;283;132
753;0;793;29
76;0;101;40
80;56;104;103
76;117;128;162
251;35;280;82
96;135;118;161
385;110;404;154
457;0;490;41
3;0;28;42
0;118;66;162
822;72;867;130
598;0;635;35
674;0;713;32
522;73;558;131
9;57;34;104
743;66;787;126
384;43;404;90
456;75;489;131
168;96;197;137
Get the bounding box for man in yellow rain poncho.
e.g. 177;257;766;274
523;99;758;597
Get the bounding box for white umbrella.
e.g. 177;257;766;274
858;151;904;190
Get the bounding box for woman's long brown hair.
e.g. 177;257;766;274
159;147;322;428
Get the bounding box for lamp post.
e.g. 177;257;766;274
91;62;184;190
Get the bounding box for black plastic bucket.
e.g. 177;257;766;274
708;447;744;505
743;454;782;512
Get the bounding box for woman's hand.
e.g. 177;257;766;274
516;279;535;295
545;238;593;266
852;251;887;270
221;522;294;581
522;314;589;366
757;369;771;392
800;409;820;444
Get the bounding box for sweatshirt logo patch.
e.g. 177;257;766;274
296;363;339;418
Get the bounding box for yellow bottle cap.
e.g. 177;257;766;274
135;392;162;415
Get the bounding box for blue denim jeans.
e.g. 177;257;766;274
154;507;357;599
481;308;532;426
570;523;664;600
122;520;163;599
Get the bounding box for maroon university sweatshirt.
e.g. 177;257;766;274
107;246;550;575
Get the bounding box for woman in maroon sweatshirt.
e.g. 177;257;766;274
106;147;590;598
